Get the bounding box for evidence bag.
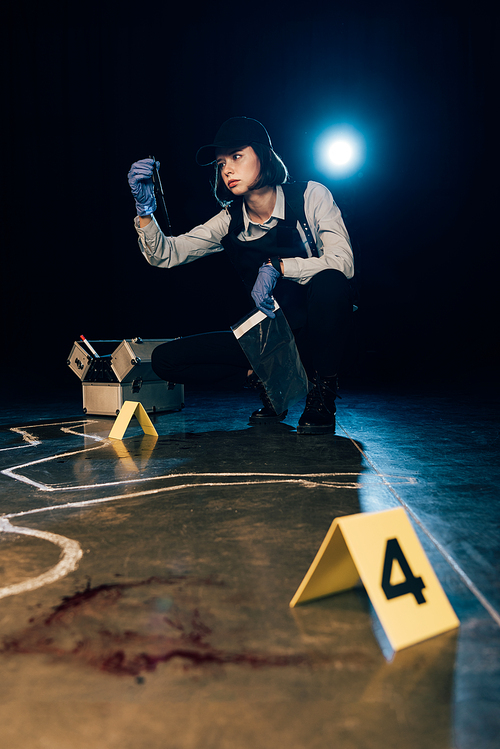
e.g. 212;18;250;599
231;304;309;415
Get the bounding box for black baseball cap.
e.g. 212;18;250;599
196;117;273;166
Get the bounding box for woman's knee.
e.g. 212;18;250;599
307;269;351;306
151;341;175;379
310;268;349;292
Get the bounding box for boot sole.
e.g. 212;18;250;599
296;422;335;435
249;410;288;425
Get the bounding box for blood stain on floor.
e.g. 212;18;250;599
1;577;375;677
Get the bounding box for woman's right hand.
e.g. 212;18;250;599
251;263;280;318
127;158;159;216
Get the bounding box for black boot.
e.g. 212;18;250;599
297;374;338;435
245;373;288;424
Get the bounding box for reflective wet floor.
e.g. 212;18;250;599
0;384;498;748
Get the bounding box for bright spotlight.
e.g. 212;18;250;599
328;140;353;166
314;125;365;178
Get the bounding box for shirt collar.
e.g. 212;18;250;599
241;185;285;231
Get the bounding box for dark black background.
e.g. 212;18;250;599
2;0;497;395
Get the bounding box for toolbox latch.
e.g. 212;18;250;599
132;378;143;393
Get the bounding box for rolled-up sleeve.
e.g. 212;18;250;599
134;210;230;269
281;181;354;284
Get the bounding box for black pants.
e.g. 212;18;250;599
151;269;352;388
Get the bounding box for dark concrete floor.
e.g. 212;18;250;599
0;383;498;748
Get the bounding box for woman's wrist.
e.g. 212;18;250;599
267;256;284;276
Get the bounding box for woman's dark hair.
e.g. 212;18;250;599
213;142;289;206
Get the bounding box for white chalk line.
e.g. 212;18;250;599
0;420;103;454
3;477;346;521
60;427;105;442
336;419;500;629
0;516;83;600
11;428;40;442
2;418;418;493
0;428;42;453
2;465;415;493
0;443;41;453
0;416;414;602
0;476;353;600
2;443;417;493
2;413;498;632
1;442;111;490
9;420;100;429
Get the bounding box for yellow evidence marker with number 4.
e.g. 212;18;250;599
290;507;459;652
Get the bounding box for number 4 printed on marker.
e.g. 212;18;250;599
290;508;459;651
381;537;426;605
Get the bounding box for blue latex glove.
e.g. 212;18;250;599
127;158;159;216
251;263;280;318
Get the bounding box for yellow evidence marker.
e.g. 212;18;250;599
290;507;459;651
108;401;158;441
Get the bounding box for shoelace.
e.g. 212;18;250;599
306;378;340;410
245;374;278;414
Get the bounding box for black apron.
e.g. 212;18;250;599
220;184;312;330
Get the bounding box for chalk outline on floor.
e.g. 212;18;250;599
4;415;496;634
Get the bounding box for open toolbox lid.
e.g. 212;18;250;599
110;339;164;382
67;338;171;383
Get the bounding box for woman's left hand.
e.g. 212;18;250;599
127;158;159;216
251;264;280;318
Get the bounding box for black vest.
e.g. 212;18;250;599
220;182;315;329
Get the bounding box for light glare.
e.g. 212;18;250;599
328;140;353;165
314;125;365;178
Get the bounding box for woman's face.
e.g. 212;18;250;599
215;146;261;197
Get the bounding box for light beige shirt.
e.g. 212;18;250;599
135;181;354;284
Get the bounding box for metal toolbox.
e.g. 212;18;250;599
67;338;184;416
82;380;183;416
110;338;160;382
67;341;93;381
